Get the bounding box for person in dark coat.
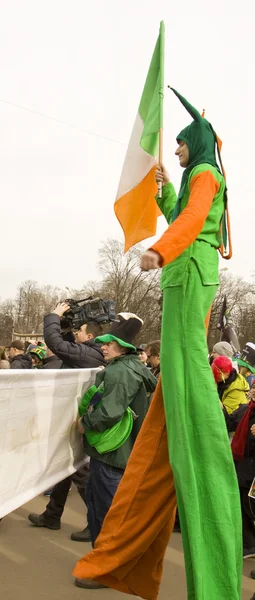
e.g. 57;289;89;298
145;340;161;379
223;381;255;559
42;347;63;369
43;302;106;369
8;340;32;369
28;303;107;542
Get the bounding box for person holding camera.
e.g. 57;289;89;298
28;302;108;542
43;302;107;369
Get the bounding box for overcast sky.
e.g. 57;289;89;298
0;0;253;300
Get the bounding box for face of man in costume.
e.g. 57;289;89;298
175;141;189;168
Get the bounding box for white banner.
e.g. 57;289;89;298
0;368;98;518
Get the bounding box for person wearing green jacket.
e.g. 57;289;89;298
76;313;157;564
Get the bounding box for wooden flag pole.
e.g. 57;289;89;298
158;21;164;199
158;127;163;198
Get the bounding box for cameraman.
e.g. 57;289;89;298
28;302;107;542
43;302;106;368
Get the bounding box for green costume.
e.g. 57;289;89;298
150;89;242;599
73;90;242;599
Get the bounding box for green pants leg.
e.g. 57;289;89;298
161;259;242;600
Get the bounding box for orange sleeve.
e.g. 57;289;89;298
150;170;220;267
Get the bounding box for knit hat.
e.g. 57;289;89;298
95;312;143;351
238;342;255;375
211;356;233;383
212;341;234;358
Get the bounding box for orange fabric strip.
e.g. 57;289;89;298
73;379;177;600
151;170;220;266
114;167;161;253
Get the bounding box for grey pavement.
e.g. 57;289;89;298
0;488;254;599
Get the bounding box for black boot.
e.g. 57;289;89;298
28;513;60;530
71;526;91;542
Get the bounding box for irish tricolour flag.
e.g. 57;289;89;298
115;21;165;252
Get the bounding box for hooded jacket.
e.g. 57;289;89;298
81;353;157;469
219;371;249;414
44;314;105;369
11;353;32;369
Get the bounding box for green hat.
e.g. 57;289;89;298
95;312;143;352
170;87;219;211
29;347;47;361
95;333;136;351
170;87;228;251
238;359;255;375
238;343;255;374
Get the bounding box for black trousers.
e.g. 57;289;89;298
86;458;123;545
43;463;90;525
240;486;255;550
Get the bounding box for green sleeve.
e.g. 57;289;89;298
156;182;178;225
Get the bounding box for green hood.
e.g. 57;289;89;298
170;88;221;222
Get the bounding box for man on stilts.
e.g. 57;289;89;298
73;89;243;599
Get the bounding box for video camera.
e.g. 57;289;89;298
61;297;116;330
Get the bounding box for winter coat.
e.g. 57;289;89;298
218;370;249;414
82;353;157;469
44;314;105;369
42;355;63;369
224;404;255;487
151;364;160;379
11;353;32;369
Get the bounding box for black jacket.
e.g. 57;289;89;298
11;353;32;369
44;314;105;369
224;404;255;487
42;355;63;369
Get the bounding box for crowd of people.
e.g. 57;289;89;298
0;303;161;545
1;300;255;590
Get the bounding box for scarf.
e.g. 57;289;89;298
231;401;255;461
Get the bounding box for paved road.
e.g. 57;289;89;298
0;489;254;599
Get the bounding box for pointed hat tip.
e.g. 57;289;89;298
169;87;203;123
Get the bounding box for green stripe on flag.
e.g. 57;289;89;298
138;21;165;157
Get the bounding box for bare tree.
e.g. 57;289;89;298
208;272;255;350
0;299;16;346
14;281;60;334
1;239;254;352
86;239;162;343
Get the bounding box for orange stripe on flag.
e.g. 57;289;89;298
114;167;161;253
